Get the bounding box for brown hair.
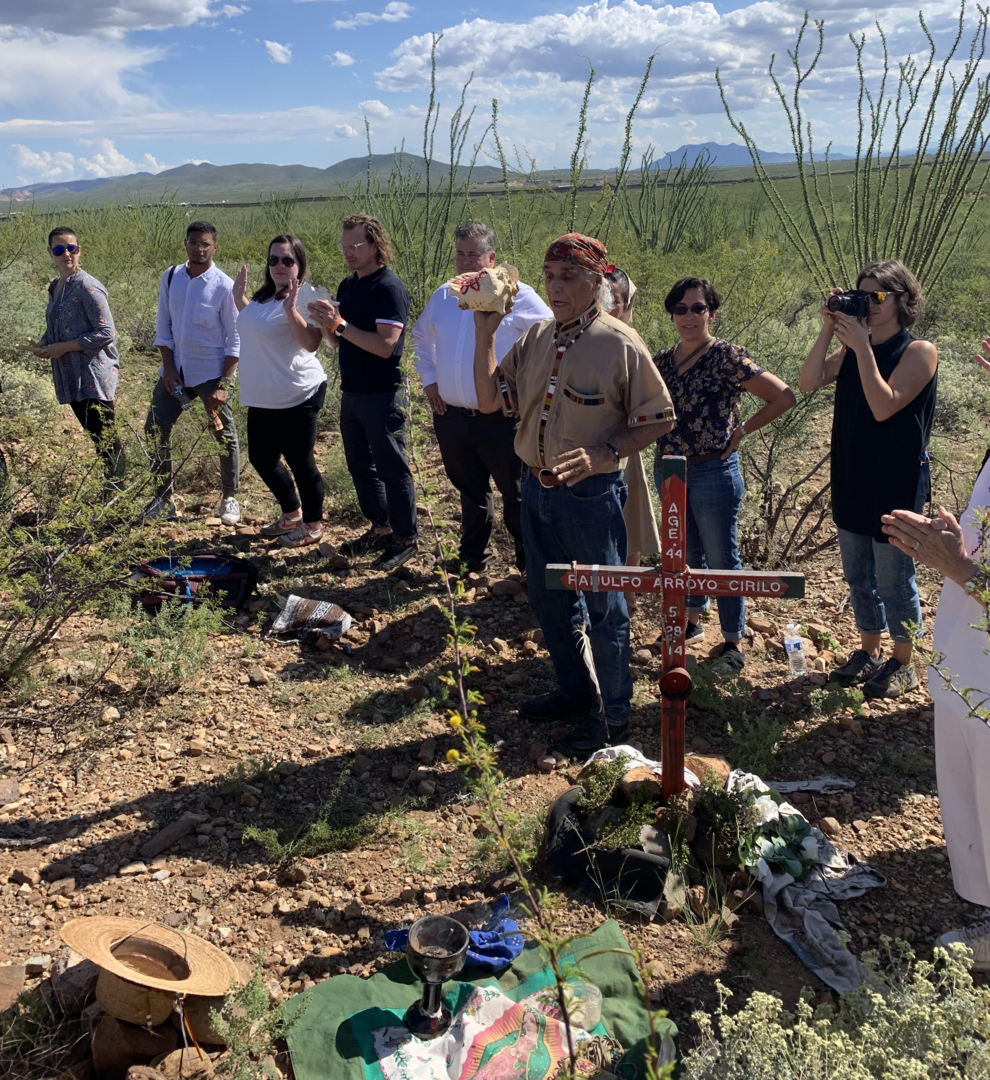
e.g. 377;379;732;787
856;259;924;327
341;213;392;265
664;276;721;315
252;235;308;303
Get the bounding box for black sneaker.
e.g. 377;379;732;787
519;690;588;724
829;649;883;688
552;714;629;756
864;657;919;699
686;620;704;642
340;528;392;559
372;538;418;572
712;641;745;672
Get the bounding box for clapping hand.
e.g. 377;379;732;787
307;299;341;329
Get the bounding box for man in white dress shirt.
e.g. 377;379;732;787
412;223;551;571
143;221;241;524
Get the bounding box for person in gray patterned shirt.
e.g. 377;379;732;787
29;226;125;482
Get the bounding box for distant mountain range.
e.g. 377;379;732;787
652;141;856;168
0;154;509;205
1;143;861;205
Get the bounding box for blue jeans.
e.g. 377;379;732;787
521;468;632;728
655;452;745;641
836;461;930;644
339;388;417;541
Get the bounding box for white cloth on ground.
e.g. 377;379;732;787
581;744;701;790
932;455;990;907
411;281;551;409
729;770;886;994
153;262;240;384
236;299;325;409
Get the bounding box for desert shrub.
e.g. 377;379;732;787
682;940;990;1079
0;365;59;425
930;335;990;434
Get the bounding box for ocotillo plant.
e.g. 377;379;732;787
717;2;990;293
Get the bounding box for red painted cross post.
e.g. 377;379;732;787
545;455;805;801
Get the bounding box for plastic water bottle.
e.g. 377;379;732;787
784;623;807;676
172;382;196;410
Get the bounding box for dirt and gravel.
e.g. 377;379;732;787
0;423;987;1048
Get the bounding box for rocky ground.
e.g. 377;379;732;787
0;426;987;1066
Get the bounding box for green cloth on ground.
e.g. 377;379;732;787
285;919;676;1080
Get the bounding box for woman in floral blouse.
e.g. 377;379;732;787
654;277;795;670
30;226;125;480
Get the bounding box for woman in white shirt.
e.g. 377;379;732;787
234;235;326;547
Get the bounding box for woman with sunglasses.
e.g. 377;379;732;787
799;259;938;698
653;277;796;671
233;235;326;547
30;226;125;482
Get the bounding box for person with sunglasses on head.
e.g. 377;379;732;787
143;221;241;525
307;213;417;572
29;227;125;484
232;235;326;548
653;278;796;672
472;233;676;756
799;260;938;698
411;221;551;574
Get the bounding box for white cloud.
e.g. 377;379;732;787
335;123;358;137
334;1;411;31
185;158;211;164
0;28;161;110
10;138;170;184
327;51;355;66
218;4;248;15
0;0;239;38
358;99;391;118
264;39;292;64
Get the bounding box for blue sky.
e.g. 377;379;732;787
0;0;975;185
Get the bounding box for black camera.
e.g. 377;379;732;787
826;289;870;318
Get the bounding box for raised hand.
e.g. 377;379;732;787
974;337;990;375
233;264;249;310
307;298;341;329
283;277;300;318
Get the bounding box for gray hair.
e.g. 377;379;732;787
596;276;615;313
453;222;496;254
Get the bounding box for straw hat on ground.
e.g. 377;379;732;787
62;917;237;998
96;966;174;1025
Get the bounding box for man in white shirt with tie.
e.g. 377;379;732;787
143;221;241;524
412;223;551;572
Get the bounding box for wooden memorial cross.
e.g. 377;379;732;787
545;455;805;801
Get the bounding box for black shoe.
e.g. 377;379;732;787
712;641;745;671
372;538;418;572
465;556;489;574
340;527;392;559
863;657;919;699
519;690;588;724
552;714;629;756
514;551;527;574
829;649;883;688
686;620;704;642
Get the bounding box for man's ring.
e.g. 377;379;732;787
914;540;920;550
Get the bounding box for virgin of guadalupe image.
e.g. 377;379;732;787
458;1005;564;1080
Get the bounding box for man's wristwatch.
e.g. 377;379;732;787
334;318;348;337
605;442;621;464
217;376;234;392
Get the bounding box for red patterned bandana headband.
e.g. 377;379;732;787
544;233;613;276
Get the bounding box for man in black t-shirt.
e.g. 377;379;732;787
310;213;417;571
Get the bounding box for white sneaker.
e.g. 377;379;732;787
260;512;302;538
218;496;240;526
937;914;990;971
142;497;177;524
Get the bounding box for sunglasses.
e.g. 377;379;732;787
268;255;296;267
337;241;367;254
51;245;80;256
868;290;898;304
671;303;710;316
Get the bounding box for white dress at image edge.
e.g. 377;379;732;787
933;455;990;908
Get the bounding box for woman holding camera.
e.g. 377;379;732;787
654;277;796;670
799;260;938;698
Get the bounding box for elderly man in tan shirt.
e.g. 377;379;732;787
472;233;675;755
